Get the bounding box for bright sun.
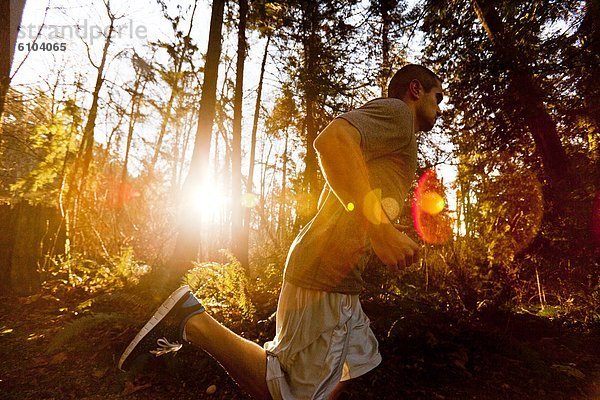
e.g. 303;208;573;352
186;180;229;224
181;175;260;226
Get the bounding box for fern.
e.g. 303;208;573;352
47;312;131;354
183;251;256;320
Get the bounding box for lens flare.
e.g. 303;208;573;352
107;181;141;208
412;169;452;244
381;197;400;220
419;191;445;215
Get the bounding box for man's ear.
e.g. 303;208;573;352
408;79;422;99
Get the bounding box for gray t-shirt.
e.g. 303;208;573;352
283;98;417;294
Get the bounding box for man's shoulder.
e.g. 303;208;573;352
361;97;409;110
336;97;414;143
348;97;412;120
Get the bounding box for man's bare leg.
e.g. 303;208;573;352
185;312;272;400
329;381;351;400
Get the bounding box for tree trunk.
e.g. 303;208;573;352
78;14;116;184
241;34;270;270
149;1;198;177
177;108;197;189
149;86;177;175
232;0;248;268
121;78;144;197
577;0;600;132
63;5;116;249
277;130;289;241
299;2;321;224
171;0;225;273
0;0;26;123
377;0;395;97
471;0;571;191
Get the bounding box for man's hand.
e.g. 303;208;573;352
367;223;421;272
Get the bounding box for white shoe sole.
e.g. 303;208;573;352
118;285;190;370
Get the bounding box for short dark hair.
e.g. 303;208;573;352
387;64;442;99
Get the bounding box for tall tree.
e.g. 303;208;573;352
278;0;360;223
0;0;26;123
265;85;299;241
368;0;406;96
171;0;225;272
419;0;597;302
231;0;249;268
149;0;199;177
61;0;120;253
121;52;154;204
470;0;571;192
241;34;270;268
76;1;120;183
421;0;585;190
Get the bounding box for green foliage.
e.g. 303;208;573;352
42;247;151;293
183;251;256;321
9;111;79;205
266;85;299;136
47;312;131;354
415;0;598;319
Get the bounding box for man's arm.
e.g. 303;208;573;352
313;118;420;269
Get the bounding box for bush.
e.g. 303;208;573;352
183;251;256;323
42;247;151;293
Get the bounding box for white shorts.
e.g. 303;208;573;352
263;282;381;400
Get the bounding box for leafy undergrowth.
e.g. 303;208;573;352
1;282;599;400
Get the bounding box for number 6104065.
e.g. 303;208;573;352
17;42;67;52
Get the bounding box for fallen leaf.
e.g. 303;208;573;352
49;352;68;365
92;367;109;378
552;364;585;380
206;384;217;395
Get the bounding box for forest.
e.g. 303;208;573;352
0;0;598;399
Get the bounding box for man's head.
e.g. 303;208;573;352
388;64;444;132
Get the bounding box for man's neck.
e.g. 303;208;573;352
402;99;419;132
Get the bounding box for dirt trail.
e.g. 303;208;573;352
1;293;598;399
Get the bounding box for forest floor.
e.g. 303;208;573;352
1;282;599;400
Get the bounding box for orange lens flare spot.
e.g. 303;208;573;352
107;181;141;209
412;169;452;245
419;191;445;215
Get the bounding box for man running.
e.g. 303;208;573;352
119;64;443;400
